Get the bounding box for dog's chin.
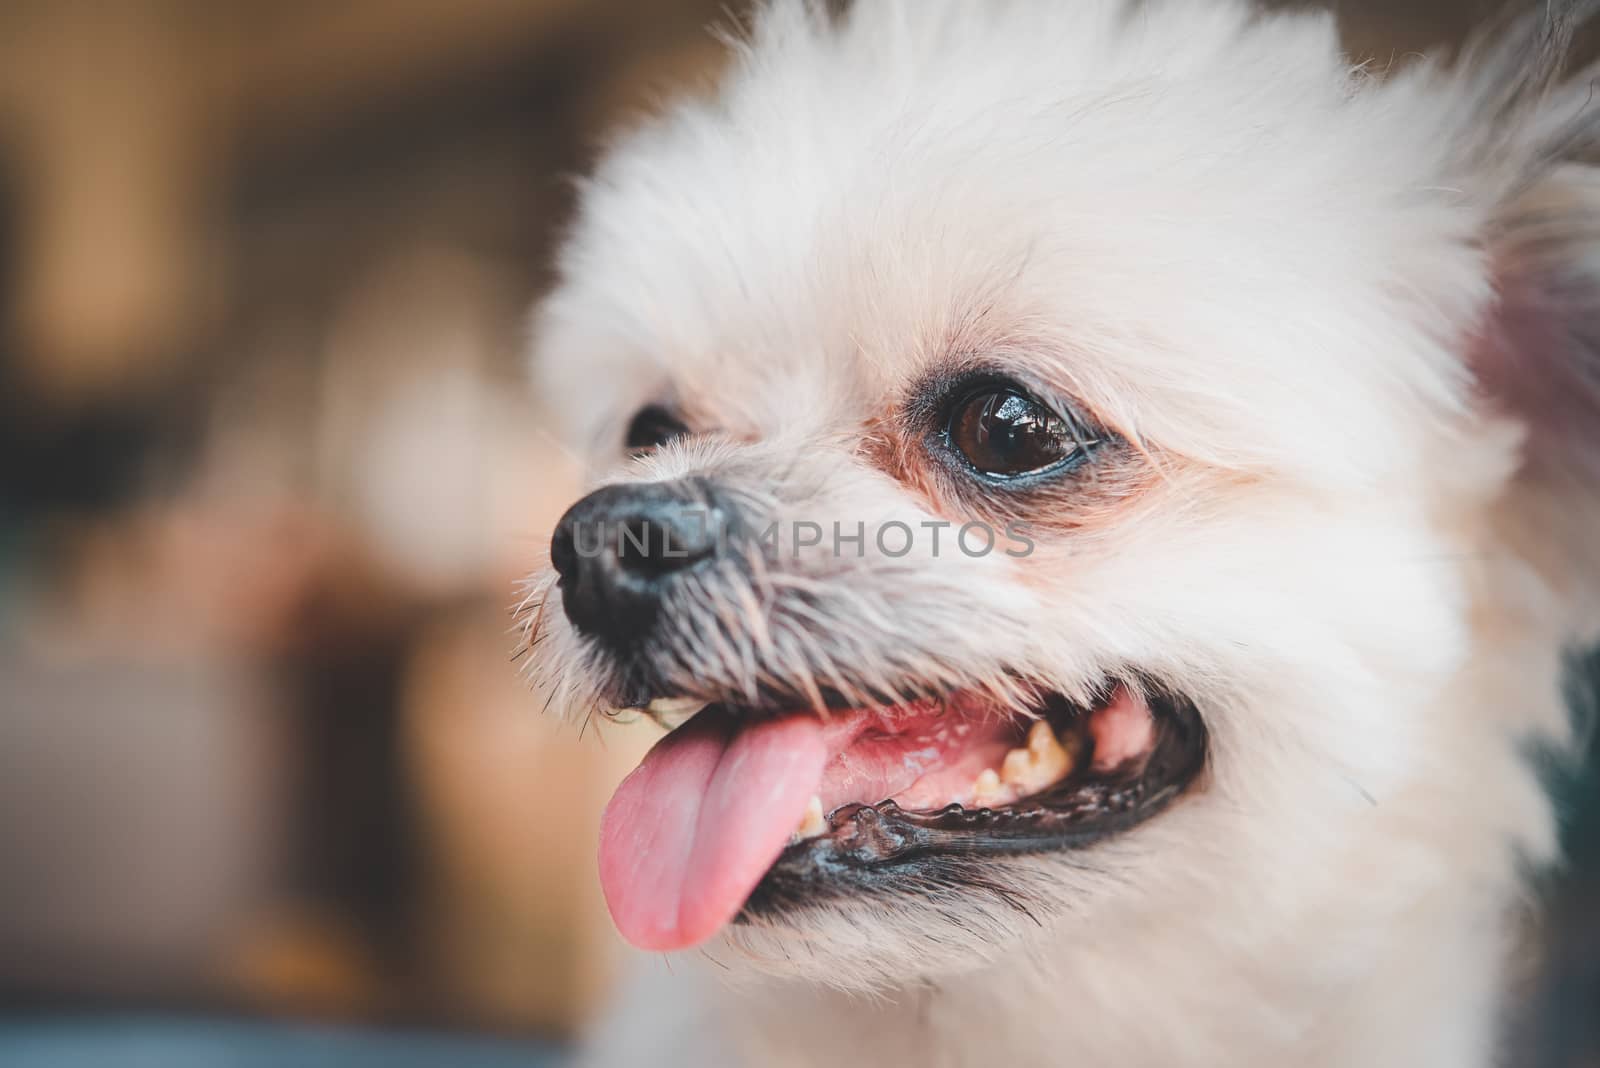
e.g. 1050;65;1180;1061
598;675;1208;981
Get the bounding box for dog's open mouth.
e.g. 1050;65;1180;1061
597;683;1207;951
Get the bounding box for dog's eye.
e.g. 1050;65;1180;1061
945;384;1095;479
625;405;689;452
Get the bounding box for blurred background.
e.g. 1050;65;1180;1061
0;1;1594;1066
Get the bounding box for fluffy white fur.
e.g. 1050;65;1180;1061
525;2;1600;1064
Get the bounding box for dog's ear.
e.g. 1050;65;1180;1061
1464;4;1600;641
1476;165;1600;640
1479;164;1600;492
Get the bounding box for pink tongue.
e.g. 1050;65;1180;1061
598;708;829;951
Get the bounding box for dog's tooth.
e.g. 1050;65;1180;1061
1033;721;1075;780
1000;746;1031;786
1026;720;1058;758
972;768;1004;805
648;696;706;716
794;795;826;840
999;721;1074;792
647;697;707;729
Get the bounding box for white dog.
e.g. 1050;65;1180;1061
522;2;1600;1064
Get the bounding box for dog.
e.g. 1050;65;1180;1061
520;2;1600;1064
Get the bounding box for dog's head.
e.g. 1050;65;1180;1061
524;0;1600;991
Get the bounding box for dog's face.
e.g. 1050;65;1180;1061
526;1;1599;992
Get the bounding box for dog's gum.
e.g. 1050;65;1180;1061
1000;721;1075;792
794;795;827;840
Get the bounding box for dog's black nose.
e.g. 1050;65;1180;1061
550;481;724;645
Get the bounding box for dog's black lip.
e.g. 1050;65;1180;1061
739;690;1207;919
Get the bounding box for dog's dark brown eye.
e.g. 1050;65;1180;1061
946;386;1092;479
625;405;689;452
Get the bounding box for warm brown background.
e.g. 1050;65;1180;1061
0;1;1594;1063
